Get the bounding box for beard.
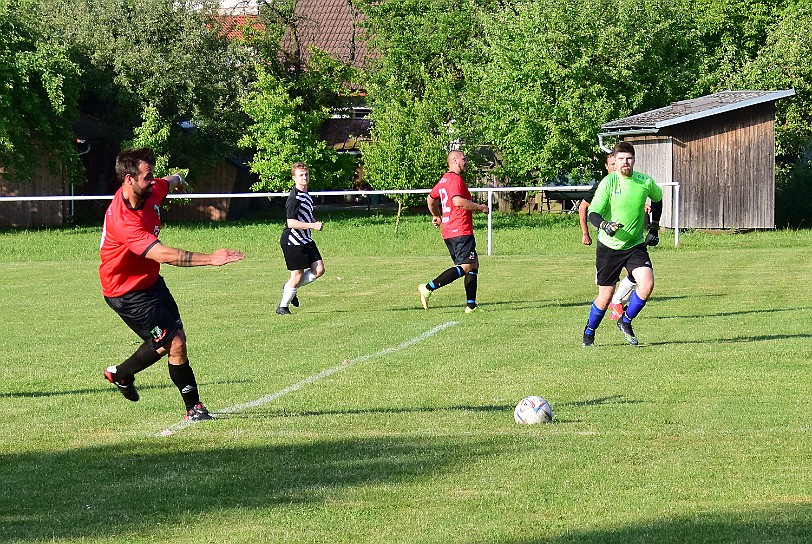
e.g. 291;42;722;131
133;182;154;200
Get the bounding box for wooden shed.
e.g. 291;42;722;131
598;89;795;229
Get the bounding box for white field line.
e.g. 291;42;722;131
155;321;459;437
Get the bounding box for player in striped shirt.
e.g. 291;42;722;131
276;162;325;315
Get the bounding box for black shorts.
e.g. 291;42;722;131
595;242;652;287
281;241;322;271
104;275;182;350
444;235;478;265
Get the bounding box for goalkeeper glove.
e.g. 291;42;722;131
645;228;659;246
599;221;623;236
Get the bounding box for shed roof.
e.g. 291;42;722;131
600;89;795;135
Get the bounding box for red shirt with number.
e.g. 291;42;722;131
99;178;169;297
429;171;474;239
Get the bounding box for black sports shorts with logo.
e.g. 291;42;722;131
104;275;182;350
595;242;652;287
444;234;478;265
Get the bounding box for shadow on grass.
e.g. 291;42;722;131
0;378;251;399
653;306;812;320
0;435;502;542
646;333;812;347
214;402;515;419
498;505;812;543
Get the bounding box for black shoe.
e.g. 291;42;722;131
103;366;139;402
184;403;214;422
617;319;639;346
276;306;291;315
290;295;299;307
582;332;595;347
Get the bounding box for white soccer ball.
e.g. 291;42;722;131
514;395;553;424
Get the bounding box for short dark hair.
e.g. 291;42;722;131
115;147;155;183
613;141;635;157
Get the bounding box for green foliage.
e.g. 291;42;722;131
471;0;701;183
0;0;81;180
38;0;248;172
689;0;788;92
728;3;812;160
358;0;484;203
239;67;355;191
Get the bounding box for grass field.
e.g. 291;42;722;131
0;210;810;543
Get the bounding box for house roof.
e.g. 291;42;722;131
281;0;371;69
217;14;264;40
600;89;796;136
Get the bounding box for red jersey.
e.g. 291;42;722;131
99;178;169;297
429;171;474;239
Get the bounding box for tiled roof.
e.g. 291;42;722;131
601;89;795;133
217;15;264;40
281;0;371;69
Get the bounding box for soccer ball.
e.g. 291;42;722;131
514;395;553;424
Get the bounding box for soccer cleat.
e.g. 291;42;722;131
184;403;214;422
464;305;478;314
417;284;432;310
582;332;595;347
276;306;291;315
103;366;139;402
290;295;300;307
617;319;639;346
608;302;624;321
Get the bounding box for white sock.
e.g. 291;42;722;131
280;285;297;307
613;276;636;305
297;270;318;287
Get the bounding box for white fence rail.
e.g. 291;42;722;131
0;183;681;252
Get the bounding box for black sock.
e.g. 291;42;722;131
116;341;163;382
168;361;200;410
464;269;478;308
430;266;464;290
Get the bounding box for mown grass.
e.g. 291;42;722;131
0;210;810;543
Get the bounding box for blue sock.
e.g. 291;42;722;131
624;290;647;321
585;302;607;334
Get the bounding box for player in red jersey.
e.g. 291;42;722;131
418;150;489;313
100;147;244;421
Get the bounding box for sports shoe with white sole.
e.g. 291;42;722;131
276;306;292;315
617;319;638;346
185;403;214;422
103;366;139;402
417;284;432;310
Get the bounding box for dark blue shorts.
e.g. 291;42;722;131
104;275;182;350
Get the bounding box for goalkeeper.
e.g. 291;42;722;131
582;141;663;347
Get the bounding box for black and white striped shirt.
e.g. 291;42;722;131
282;187;315;245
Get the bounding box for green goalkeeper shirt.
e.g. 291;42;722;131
589;170;663;250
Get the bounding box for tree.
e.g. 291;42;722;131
0;0;81;181
239;63;355;192
471;0;702;184
357;0;484;224
237;1;359;191
38;0;249;179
